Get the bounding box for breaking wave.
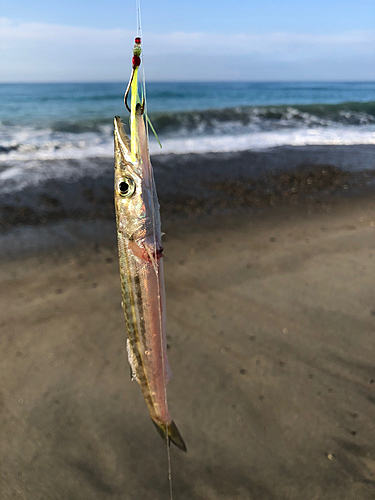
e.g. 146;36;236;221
0;102;374;168
150;101;375;135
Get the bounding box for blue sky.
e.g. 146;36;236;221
1;0;374;82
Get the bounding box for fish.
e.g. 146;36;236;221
113;57;186;452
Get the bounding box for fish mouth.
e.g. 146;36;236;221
114;116;131;156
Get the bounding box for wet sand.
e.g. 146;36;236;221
1;145;375;229
1;187;375;499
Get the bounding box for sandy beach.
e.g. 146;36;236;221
1;147;375;499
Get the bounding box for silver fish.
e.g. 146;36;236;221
114;109;186;452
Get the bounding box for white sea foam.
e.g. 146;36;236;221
0;124;375;194
149;125;375;155
0;124;113;162
1;124;375;163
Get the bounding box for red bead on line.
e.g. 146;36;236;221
132;55;141;67
135;37;141;44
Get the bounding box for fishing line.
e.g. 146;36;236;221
134;3;174;499
142;42;174;500
136;0;142;38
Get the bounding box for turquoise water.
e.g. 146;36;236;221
1;82;374;130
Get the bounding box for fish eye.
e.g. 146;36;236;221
117;177;135;198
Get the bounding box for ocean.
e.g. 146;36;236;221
0;82;374;194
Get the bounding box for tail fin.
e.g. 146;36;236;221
152;419;187;452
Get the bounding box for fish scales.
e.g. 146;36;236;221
117;234;152;404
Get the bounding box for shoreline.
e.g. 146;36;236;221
1;144;375;232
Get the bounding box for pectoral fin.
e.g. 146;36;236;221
126;339;139;383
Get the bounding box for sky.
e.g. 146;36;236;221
1;0;374;82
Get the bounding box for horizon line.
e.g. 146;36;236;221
1;80;375;85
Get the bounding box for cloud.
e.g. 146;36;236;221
0;17;130;44
0;17;374;81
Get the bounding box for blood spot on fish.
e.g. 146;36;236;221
128;240;163;263
142;245;163;263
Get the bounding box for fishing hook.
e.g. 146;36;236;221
124;68;145;115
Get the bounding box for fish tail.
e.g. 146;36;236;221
152;419;187;452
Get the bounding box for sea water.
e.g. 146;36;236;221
0;82;374;193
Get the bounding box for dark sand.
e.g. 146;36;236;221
1;147;375;499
